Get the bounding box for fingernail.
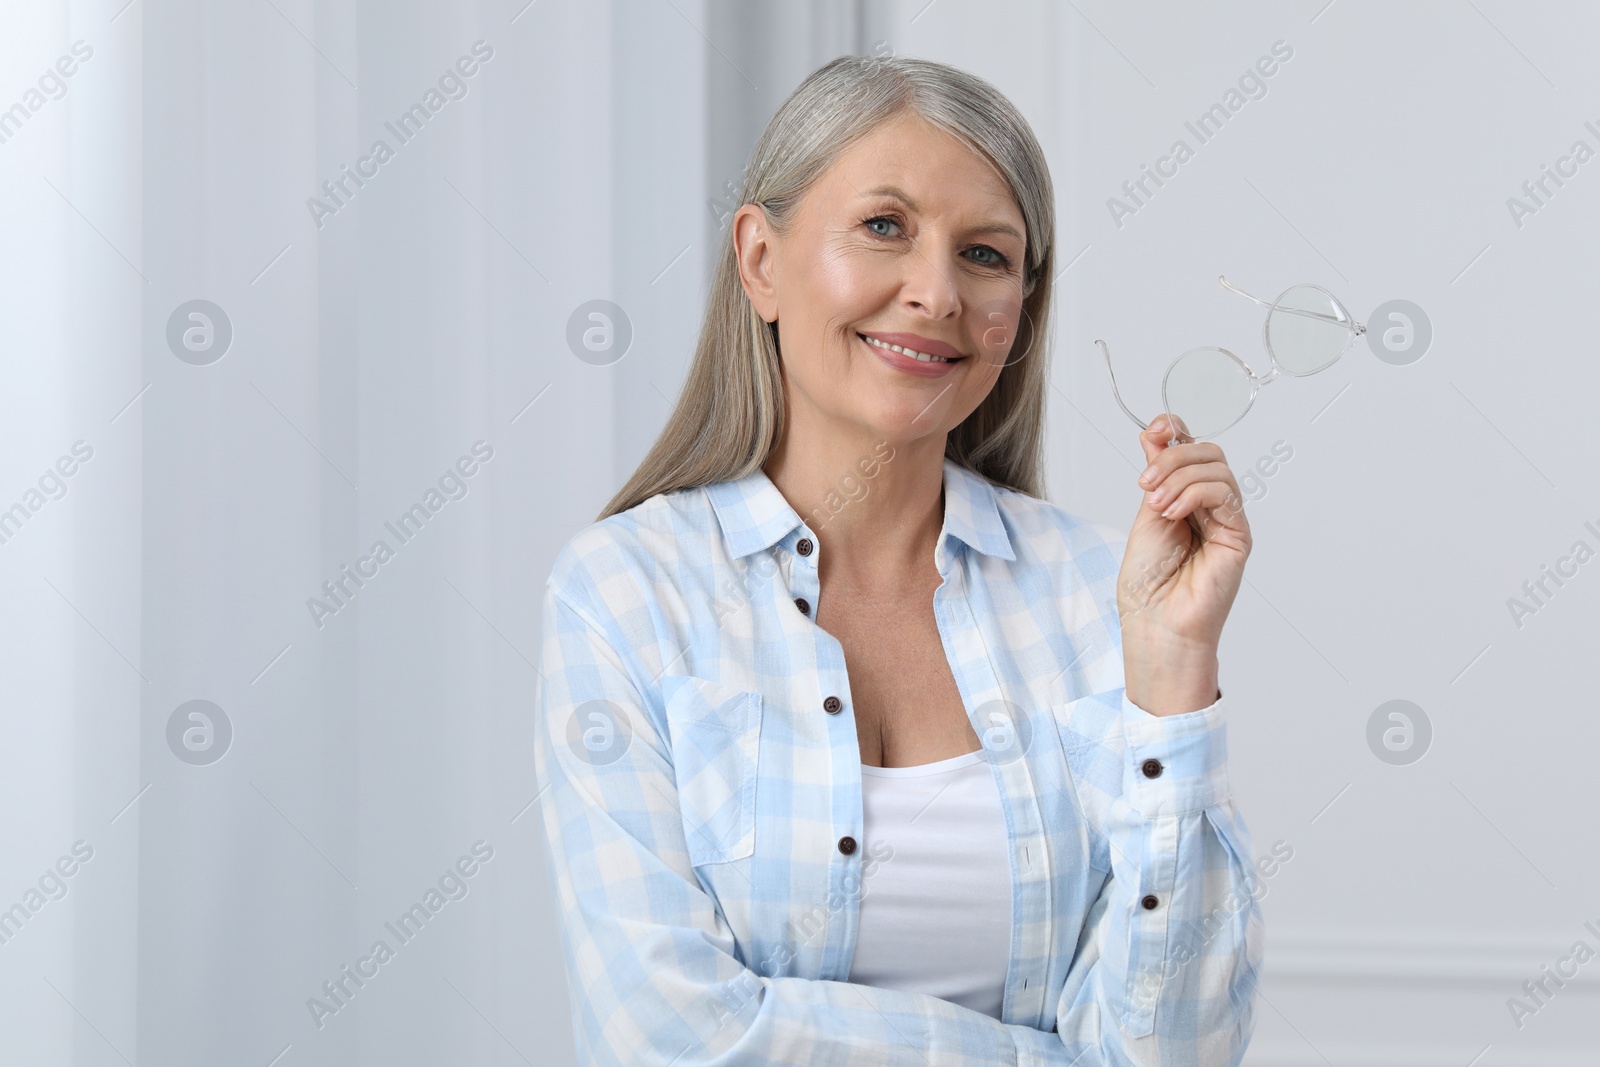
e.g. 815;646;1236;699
1139;466;1156;485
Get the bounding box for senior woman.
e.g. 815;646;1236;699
535;55;1263;1066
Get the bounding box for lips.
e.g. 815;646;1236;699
857;332;966;363
857;332;966;380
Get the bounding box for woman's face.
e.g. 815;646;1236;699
735;111;1029;447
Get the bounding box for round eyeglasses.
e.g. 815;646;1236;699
1095;276;1367;442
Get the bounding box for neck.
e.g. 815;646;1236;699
763;423;948;589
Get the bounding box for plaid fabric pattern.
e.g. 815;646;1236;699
534;457;1263;1066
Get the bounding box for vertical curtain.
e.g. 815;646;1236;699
1;1;872;1063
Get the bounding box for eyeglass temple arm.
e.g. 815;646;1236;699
1217;276;1367;333
1094;339;1150;432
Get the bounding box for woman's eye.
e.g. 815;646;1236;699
969;246;1010;268
862;215;1012;270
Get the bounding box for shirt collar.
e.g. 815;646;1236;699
704;457;1016;564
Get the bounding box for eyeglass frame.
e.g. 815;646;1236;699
1094;276;1368;443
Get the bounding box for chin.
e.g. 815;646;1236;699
854;403;952;443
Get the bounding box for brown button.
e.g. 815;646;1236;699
823;695;842;714
795;597;810;616
796;537;813;556
1141;894;1159;910
838;836;857;855
1141;758;1164;779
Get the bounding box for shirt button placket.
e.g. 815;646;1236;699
793;531;833;720
794;531;858;926
790;533;819;616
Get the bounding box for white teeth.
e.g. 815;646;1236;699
861;334;956;363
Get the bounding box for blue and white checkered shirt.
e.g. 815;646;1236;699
534;456;1264;1066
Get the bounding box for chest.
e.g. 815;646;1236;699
813;576;981;768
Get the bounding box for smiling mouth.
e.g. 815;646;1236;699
857;333;965;364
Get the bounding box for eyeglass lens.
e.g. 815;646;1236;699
1267;285;1353;375
1162;347;1254;440
1159;285;1354;439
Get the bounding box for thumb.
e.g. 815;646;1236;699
1140;414;1175;464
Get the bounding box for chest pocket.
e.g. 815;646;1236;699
661;675;762;866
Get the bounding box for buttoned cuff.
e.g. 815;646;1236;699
1121;688;1232;817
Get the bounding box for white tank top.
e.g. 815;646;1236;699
847;748;1013;1019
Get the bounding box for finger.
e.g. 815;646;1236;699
1144;412;1195;446
1157;478;1249;525
1138;421;1168;467
1144;461;1237;510
1162;412;1197;441
1138;439;1227;490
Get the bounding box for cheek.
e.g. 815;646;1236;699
810;247;871;291
790;258;899;367
971;298;1027;365
810;255;894;331
959;357;1005;413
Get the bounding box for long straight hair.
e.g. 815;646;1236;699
598;55;1057;521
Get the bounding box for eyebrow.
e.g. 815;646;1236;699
858;184;1025;244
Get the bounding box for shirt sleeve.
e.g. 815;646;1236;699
1049;686;1264;1065
534;576;1096;1067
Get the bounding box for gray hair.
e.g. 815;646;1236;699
599;54;1056;520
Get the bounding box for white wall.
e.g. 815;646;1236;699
920;1;1600;1062
0;1;1593;1064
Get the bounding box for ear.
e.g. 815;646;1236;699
733;204;779;324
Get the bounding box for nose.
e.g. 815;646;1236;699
899;243;962;320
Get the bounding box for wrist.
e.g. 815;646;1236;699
1123;634;1219;717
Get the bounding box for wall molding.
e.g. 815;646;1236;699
1265;929;1600;988
1246;930;1599;1064
1246;1046;1597;1067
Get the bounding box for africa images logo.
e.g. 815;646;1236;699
1106;40;1295;228
306;41;495;229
